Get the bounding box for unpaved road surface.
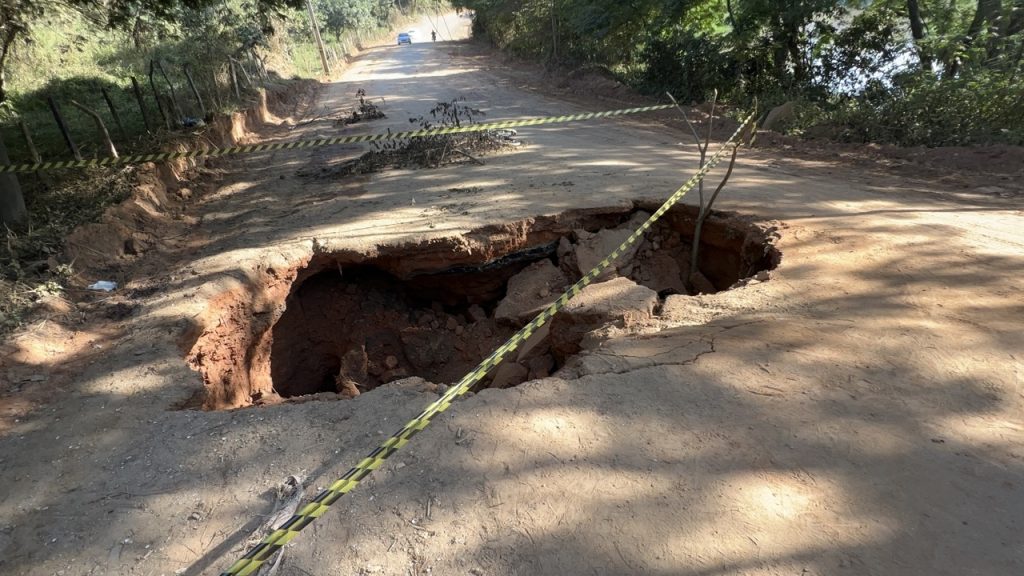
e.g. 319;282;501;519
2;13;1023;576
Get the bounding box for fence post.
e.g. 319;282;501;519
148;62;171;129
250;48;269;80
130;76;153;134
18;119;51;188
154;60;184;123
231;57;253;88
229;60;241;101
46;96;82;161
18;120;41;164
100;87;129;141
183;63;207;120
208;72;223;112
70;100;118;159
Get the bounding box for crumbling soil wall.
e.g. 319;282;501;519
63;80;319;277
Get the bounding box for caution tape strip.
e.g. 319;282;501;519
0;104;674;174
218;109;756;576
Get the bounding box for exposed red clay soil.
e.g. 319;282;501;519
63;80;320;278
188;204;780;409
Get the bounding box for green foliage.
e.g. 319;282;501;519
460;0;1024;147
316;0;396;41
811;70;1024;146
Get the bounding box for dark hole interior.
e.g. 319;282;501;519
268;209;779;400
270;265;526;398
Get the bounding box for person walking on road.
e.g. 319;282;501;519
431;30;437;42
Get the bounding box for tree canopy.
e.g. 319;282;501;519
458;0;1024;145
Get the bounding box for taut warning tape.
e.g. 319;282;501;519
218;110;757;576
0;104;673;174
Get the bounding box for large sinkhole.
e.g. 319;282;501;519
189;204;780;408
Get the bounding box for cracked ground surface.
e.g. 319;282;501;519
2;11;1024;576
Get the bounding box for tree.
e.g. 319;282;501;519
0;0;305;104
0;0;45;103
318;0;375;41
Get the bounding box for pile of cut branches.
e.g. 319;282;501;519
335;89;387;127
321;98;520;177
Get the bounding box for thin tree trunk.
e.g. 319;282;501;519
726;0;738;30
550;0;558;62
947;0;1003;76
0;26;20;104
70;100;118;158
907;0;932;70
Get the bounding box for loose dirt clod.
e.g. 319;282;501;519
188;204;779;408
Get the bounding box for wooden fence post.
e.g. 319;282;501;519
229;60;241;101
154;60;184;123
183;63;207;119
208;72;222;112
46;97;82;160
100;87;129;142
231;57;253;88
130;76;153;134
70;100;118;159
18;120;41;164
251;48;269;80
18;119;51;188
148;62;171;129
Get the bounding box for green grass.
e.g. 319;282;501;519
0;9;265;165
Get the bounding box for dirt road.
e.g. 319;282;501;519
1;12;1022;576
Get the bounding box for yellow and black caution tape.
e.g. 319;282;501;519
218;109;757;576
0;104;674;174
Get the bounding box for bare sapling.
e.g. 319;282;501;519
666;91;756;293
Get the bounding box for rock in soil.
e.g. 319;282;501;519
549;277;658;359
400;327;455;370
489;361;529;389
572;211;650;277
689;270;717;294
336;378;361;399
340;345;369;383
526;354;555;379
467;304;488;323
516;322;551;362
494;259;569;325
634;251;689;294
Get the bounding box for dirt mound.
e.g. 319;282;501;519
557;65;638;103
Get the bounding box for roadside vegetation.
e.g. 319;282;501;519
459;0;1024;147
0;0;451;333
